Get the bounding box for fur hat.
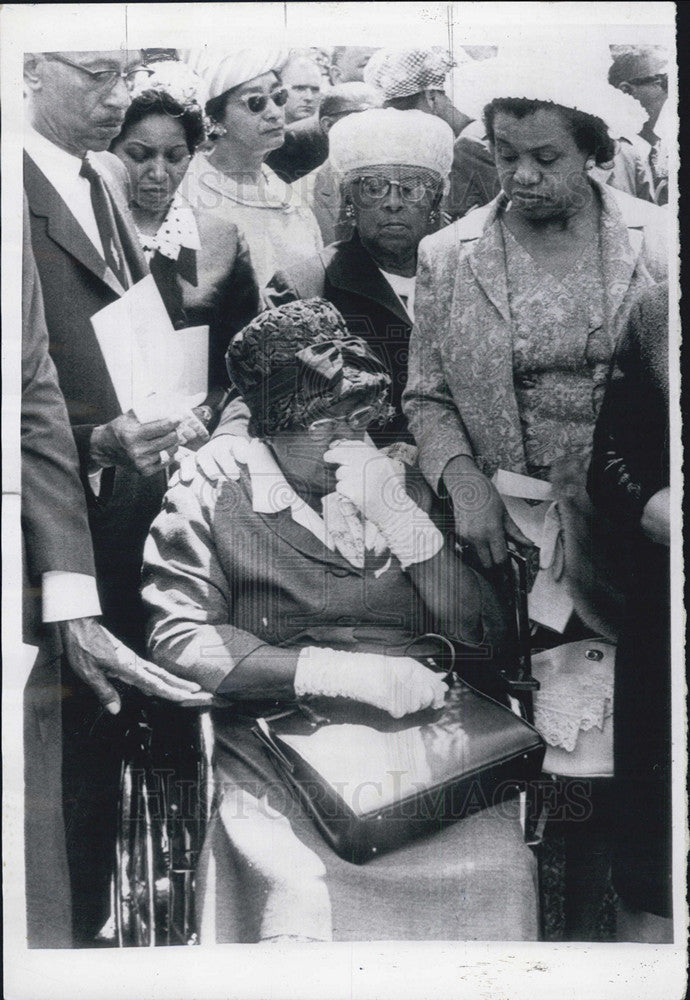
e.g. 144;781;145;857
329;108;454;179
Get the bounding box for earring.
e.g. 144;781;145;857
428;207;440;227
344;202;355;220
211;122;227;137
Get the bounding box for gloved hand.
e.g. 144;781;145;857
324;440;443;569
175;408;211;449
176;434;247;486
294;646;447;719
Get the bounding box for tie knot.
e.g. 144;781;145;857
79;156;98;183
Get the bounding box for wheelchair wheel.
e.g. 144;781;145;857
115;758;159;947
114;706;214;947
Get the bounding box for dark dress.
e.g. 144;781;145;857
142;450;538;942
266;232;415;449
588;281;671;918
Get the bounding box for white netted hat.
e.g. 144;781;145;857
363;47;455;101
455;42;647;141
329;108;454;179
180;47;288;102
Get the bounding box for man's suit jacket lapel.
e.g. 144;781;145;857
327;235;412;327
24;152;146;297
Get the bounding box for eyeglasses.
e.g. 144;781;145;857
354;175;439;205
628;73;667;88
307;400;395;437
239;88;289;114
45;54;154;92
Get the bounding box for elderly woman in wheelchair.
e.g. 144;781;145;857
142;299;540;943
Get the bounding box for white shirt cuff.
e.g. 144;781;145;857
88;469;103;497
42;571;102;623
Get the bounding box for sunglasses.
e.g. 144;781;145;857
307;400;394;437
239;88;289;114
354;174;439;205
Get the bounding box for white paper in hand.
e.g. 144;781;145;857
494;469;574;633
90;275;208;421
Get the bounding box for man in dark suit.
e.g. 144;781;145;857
22;48;198;942
21;203;210;947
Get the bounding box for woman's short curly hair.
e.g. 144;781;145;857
113;89;206;154
483;97;616;166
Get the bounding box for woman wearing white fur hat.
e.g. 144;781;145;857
179;48;323;287
266;107;454;456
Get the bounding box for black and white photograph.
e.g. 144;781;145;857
1;3;683;998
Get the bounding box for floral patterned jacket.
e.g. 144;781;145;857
403;181;668;490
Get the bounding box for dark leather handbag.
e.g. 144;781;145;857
253;634;545;865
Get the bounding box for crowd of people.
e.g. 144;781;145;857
20;40;673;949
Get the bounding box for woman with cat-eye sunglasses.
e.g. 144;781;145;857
179;49;323;287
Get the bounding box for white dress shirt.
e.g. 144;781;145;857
24;125;105;258
377;268;415;322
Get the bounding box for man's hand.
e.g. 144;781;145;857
90;411;180;476
443;455;531;568
640;486;670;547
59;617;213;714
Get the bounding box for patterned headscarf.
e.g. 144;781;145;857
226;299;391;438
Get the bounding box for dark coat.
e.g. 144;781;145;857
24;150;165;642
21;201;98;947
265;116;328;183
265;232;414;447
588;281;672;917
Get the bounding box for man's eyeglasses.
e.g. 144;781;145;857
354;175;439;205
239;88;289;114
45;54;154;92
628;73;668;89
307;400;395;437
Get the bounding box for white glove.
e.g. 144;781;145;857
294;646;448;719
177;434;247;485
175;408;210;448
324;440;443;570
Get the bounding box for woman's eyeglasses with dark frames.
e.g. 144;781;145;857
239;88;289;114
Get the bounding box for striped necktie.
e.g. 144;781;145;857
79;156;127;286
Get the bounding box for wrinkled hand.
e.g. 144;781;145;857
443;456;531;568
90;410;180;476
324;439;408;527
295;647;448;719
641;486;670;546
59;617;213;714
176;433;244;486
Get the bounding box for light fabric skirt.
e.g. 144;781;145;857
195;726;539;943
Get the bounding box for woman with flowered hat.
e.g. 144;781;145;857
111;60;261;429
143;298;539;943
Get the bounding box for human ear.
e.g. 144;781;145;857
23;53;44;92
618;81;633;96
